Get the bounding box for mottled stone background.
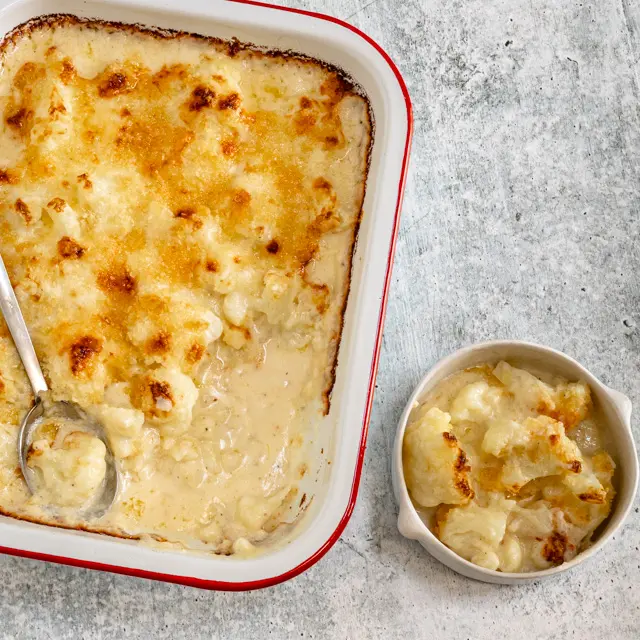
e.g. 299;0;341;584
1;0;639;638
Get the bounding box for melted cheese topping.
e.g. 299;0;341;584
0;17;371;553
403;362;616;572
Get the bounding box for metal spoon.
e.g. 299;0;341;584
0;253;118;518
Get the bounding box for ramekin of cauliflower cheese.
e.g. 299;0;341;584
392;341;639;583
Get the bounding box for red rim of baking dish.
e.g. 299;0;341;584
0;0;414;591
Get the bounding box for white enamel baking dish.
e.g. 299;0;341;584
0;0;412;589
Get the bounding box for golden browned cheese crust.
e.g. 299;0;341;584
0;15;372;550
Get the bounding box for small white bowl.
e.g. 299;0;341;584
391;340;639;584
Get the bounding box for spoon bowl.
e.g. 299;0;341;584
18;397;119;519
0;253;119;519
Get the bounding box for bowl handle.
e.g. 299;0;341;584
604;386;633;424
397;505;423;541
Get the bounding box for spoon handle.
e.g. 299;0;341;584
0;253;48;396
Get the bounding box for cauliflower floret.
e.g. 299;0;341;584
232;537;257;556
256;271;306;328
27;431;106;508
403;407;473;508
202;251;258;295
498;533;523;572
507;502;565;570
436;497;517;571
506;500;602;570
449;381;503;425
483;415;583;491
89;405;144;439
562;464;607;504
508;455;614;571
481;418;530;456
223;292;249;326
49;200;82;238
550;452;615;535
493;361;555;413
130;367;198;434
199;519;223;544
87;404;145;461
103;382;135;409
551;381;592;430
44;334;110;405
222;325;250;350
126;294;223;368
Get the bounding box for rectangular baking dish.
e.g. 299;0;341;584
0;0;412;590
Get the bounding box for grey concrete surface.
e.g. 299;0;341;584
1;0;639;638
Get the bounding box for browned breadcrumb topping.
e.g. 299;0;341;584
6;107;30;130
0;169;17;184
150;381;173;406
129;375;177;418
313;177;332;190
48;101;67;116
442;431;457;446
57;236;86;259
232;189;251;207
433;504;453;539
97;69;136;97
59;58;75;84
454;450;475;500
188;85;215;111
186;343;205;364
220;138;238;156
77;173;92;189
47;197;66;212
438;432;475;500
266;239;280;254
542;531;568;565
146;331;172;355
174;207;202;229
97;268;137;295
217;92;240;110
14;198;31;223
578;491;606;504
69;336;102;376
0;13;373;545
